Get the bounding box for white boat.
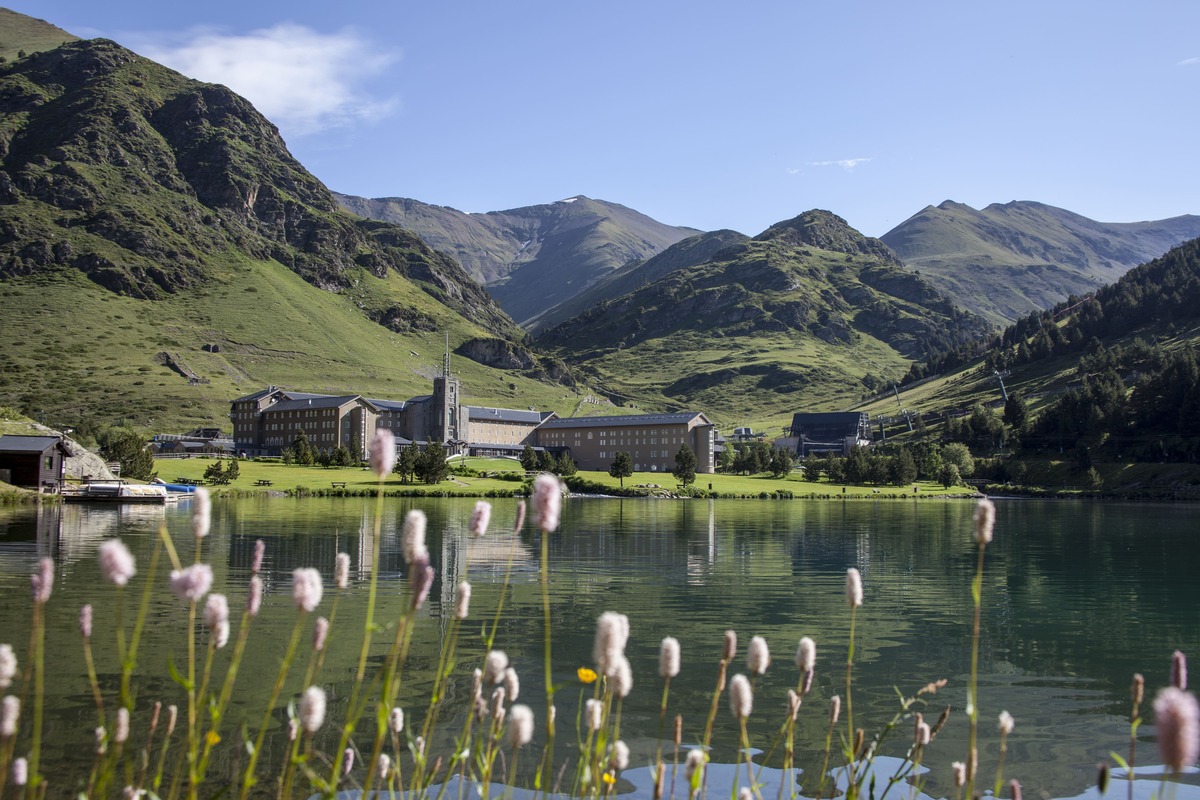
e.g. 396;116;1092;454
63;481;169;504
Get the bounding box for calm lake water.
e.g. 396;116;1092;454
2;496;1199;799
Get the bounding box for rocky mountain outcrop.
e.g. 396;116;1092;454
0;37;521;339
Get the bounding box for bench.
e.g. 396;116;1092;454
331;482;347;489
254;479;273;487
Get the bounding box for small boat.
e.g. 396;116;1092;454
64;481;169;504
152;478;199;493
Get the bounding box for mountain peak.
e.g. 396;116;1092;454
756;209;899;264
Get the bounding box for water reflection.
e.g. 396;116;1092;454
1;498;1199;799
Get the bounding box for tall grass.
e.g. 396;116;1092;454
0;442;1195;799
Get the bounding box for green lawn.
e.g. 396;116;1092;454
156;456;966;498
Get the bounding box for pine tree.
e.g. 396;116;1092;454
608;451;634;488
395;443;418;484
292;430;315;466
673;443;697;486
418;441;449;485
225;457;240;482
520;444;539;472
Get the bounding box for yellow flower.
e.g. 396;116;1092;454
577;667;598;684
205;731;221;746
602;771;616;785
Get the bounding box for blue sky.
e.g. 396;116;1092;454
11;1;1199;237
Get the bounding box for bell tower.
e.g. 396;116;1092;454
431;333;461;443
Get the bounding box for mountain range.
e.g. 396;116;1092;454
2;8;1199;437
881;200;1200;326
0;29;578;431
335;193;696;326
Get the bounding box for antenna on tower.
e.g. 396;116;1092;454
443;332;451;378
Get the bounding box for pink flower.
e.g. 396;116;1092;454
974;498;995;545
192;487;211;539
335;552;350;589
300;686;326;734
31;557;53;604
252;539;265;573
369;428;396;478
313;617;329;651
532;474;562;532
98;539;136;586
455;581;471;620
389;707;404;733
593;611;630;677
484;650;508;684
1155;686;1200;773
114;707;129;744
247;575;263;616
1174;650;1189;691
659;637;681;679
507;704;534;748
79;605;93;639
402;510;428;564
169;564;213;603
846;568;863;608
513;499;526;533
1;695;19;737
0;645;15;690
729;673;753;719
410;561;434;611
747;636;771;676
469;501;492;537
11;756;27;787
292;568;323;613
795;636;816;673
723;630;738;661
610;739;629;770
204;594;230;648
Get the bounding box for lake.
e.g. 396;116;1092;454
1;496;1199;799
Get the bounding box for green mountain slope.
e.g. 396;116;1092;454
861;236;1200;466
526;228;749;333
539;210;989;431
336;193;698;326
0;7;78;61
0;34;582;430
881;200;1200;327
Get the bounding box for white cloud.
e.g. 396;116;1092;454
808;157;872;170
136;24;399;135
1180;57;1200;66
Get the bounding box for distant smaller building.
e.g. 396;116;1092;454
789;412;872;457
0;435;65;492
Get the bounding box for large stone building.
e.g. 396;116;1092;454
231;357;556;458
534;412;716;474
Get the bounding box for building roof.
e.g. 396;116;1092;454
367;398;410;412
232;387;281;403
539;412;710;430
265;395;375;413
0;435;60;453
466;406;544;424
281;391;335;402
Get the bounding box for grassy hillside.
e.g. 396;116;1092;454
0;8;78;61
0;33;606;431
882;200;1200;326
0;255;595;433
525;229;749;333
540;211;989;433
